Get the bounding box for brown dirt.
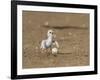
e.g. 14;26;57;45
22;11;90;69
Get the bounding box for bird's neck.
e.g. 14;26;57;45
47;36;53;42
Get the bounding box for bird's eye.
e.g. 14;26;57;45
50;32;51;33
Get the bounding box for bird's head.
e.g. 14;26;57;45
47;29;54;37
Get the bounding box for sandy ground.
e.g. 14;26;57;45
22;11;89;69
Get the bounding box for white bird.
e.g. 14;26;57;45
40;30;54;50
40;29;59;55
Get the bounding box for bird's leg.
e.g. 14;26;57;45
50;47;52;54
48;47;52;56
46;48;50;56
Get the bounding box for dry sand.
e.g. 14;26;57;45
22;11;89;69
